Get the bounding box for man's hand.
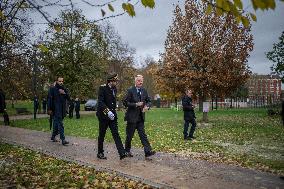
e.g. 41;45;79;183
107;111;115;120
142;105;150;112
136;102;144;107
59;89;66;94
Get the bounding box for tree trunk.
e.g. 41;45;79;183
199;94;208;122
203;112;208;122
215;96;218;110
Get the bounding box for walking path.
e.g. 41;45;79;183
0;110;95;121
0;125;283;189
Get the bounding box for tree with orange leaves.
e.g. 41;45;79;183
155;0;253;121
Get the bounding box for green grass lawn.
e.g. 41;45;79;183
0;143;152;188
5;100;86;115
9;108;284;175
5;100;34;115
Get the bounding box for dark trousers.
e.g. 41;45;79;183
125;121;152;154
51;116;65;141
69;109;73;118
98;119;125;156
34;108;37;119
2;111;9;125
75;110;80;119
183;119;196;138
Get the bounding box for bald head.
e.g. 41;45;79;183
135;74;144;88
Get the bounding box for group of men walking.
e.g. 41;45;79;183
96;73;156;159
1;72;197;160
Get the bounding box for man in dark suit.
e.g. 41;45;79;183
47;76;70;145
96;73;127;160
0;89;9;125
74;97;80;119
182;89;197;140
33;95;39;119
68;98;74;118
123;74;155;158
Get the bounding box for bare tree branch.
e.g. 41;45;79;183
81;0;118;7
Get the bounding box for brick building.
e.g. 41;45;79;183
247;74;282;105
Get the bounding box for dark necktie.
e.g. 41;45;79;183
138;88;142;101
112;88;115;97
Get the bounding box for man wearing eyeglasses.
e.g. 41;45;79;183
123;74;156;158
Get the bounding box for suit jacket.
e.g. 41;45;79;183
123;86;151;123
0;90;6;113
182;95;196;121
47;83;70;119
96;84;117;121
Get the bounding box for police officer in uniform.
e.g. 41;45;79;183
96;73;127;160
182;89;197;140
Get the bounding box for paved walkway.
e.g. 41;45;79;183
0;111;96;121
0;125;283;189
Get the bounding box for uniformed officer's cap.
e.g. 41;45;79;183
107;73;119;82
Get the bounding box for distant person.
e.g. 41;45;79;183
33;95;39;119
47;76;70;145
68;98;74;119
0;89;9;125
74;97;80;119
182;89;197;140
282;95;284;126
42;98;47;114
123;74;155;158
96;73;127;160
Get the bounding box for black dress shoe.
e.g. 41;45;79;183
97;153;107;159
145;151;156;157
51;138;58;142
120;153;127;160
62;140;69;145
126;152;133;157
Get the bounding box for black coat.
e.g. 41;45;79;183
0;90;6;113
96;84;117;121
47;83;70;119
123;86;151;123
182;95;196;121
75;100;80;111
33;96;39;109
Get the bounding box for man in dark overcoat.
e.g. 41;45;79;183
47;76;70;145
123;74;155;158
182;89;197;140
0;89;9;125
74;97;80;119
68;98;74;118
96;73;127;160
33;95;39;119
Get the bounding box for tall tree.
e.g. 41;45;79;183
0;0;33;98
39;10;109;99
156;0;253;120
100;22;136;99
266;31;284;82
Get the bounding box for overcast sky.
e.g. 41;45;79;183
102;0;284;75
36;0;284;75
